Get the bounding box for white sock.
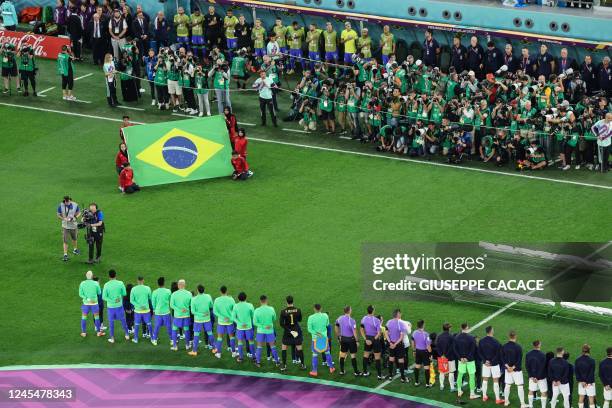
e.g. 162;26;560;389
494;382;500;400
482;379;489;397
528;393;534;407
540;395;546;408
603;401;610;408
504;384;511;404
449;372;455;388
562;393;569;408
551;388;559;408
439;373;445;389
578;403;584;408
517;385;525;406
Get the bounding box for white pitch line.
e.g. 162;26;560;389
375;364;415;389
37;86;55;95
119;106;145;111
238;121;256;127
1;101;611;191
339;136;352;140
171;113;194;118
71;99;91;104
282;128;310;134
74;73;93;81
469;241;612;332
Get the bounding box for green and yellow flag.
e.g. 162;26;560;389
122;116;233;187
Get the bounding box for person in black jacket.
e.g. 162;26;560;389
435;322;457;392
235;14;252;52
549;347;570;408
454;322;478;403
131;10;149;64
479;326;502;403
67;10;85;60
526;340;548;408
450;36;466;74
581;55;598;96
575;344;596;408
87;12;107;65
500;330;527;407
484;41;502;75
204;5;222;51
466;36;484;80
601;347;612;408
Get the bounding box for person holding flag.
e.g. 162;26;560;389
188;284;215;357
307;304;335;377
170;279;192;351
78;270;104;337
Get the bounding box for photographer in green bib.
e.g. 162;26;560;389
1;42;18;94
17;44;37;96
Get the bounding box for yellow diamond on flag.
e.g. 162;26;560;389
136;128;225;178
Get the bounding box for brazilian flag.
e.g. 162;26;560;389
122;116;233;187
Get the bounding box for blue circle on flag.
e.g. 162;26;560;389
162;136;198;169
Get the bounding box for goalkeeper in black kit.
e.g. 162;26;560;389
280;295;306;371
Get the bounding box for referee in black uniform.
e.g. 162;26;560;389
280;295;305;371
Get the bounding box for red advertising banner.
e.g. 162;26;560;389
0;30;71;60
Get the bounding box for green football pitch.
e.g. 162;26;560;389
0;57;610;407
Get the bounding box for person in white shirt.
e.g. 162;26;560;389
252;69;277;127
592;112;611;172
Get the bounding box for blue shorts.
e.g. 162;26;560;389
344;52;355;64
177;36;190;45
191;35;204;45
236;328;254;342
289;49;302;59
308;51;320;62
256;332;276;343
280;47;288;55
382;54;391;65
107;306;125;321
134;312;151;325
255;48;266;57
81;304;99;315
193;321;213;334
154;314;171;328
227;38;237;49
217;324;235;335
325;51;338;62
172;316;191;328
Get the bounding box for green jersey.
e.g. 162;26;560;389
1;50;15;68
191;14;204;36
56;52;74;76
445;80;458;101
170;289;192;318
232;301;255;330
347;95;359;113
231;56;247;76
151;287;171;315
430;101;444;124
79;280;101;305
323;30;337;52
174;14;190;37
287;26;304;50
253;304;276;334
319;95;333;112
193;73;208;95
191;293;214;323
307;29;323;52
154;67;167;86
273;25;288;48
381;33;395;55
252;26;266;49
357;36;372;58
224;15;239;39
307;312;330;338
212;70;228;89
130;284;152;313
213;295;236;326
102;279;126;309
336;94;347;112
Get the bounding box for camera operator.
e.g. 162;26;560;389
1;42;18;94
17;45;37;96
166;50;183;112
57;195;81;262
209;58;231;114
82;203;105;264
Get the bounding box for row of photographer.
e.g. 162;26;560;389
284;55;611;172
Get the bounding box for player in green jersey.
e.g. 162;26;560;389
307;304;335;376
151;277;171;346
174;7;190;48
102;269;129;343
286;21;304;74
170;279;192;351
273;18;288;54
323;22;338;64
130;276;152;344
253;295;280;367
78;270;104;337
232;292;256;362
188;284;215;356
212;285;236;358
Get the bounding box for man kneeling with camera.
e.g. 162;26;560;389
79;203;105;264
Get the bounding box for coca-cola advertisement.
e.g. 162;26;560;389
0;30;70;60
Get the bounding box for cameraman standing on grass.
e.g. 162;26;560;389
83;203;105;264
57;195;81;262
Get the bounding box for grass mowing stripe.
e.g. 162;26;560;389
2;101;611;191
469;241;612;332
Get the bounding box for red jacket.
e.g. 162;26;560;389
231;156;249;173
225;115;238;143
119;167;134;189
234;137;248;157
115;151;129;167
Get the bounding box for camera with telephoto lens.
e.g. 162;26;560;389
78;210;96;229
